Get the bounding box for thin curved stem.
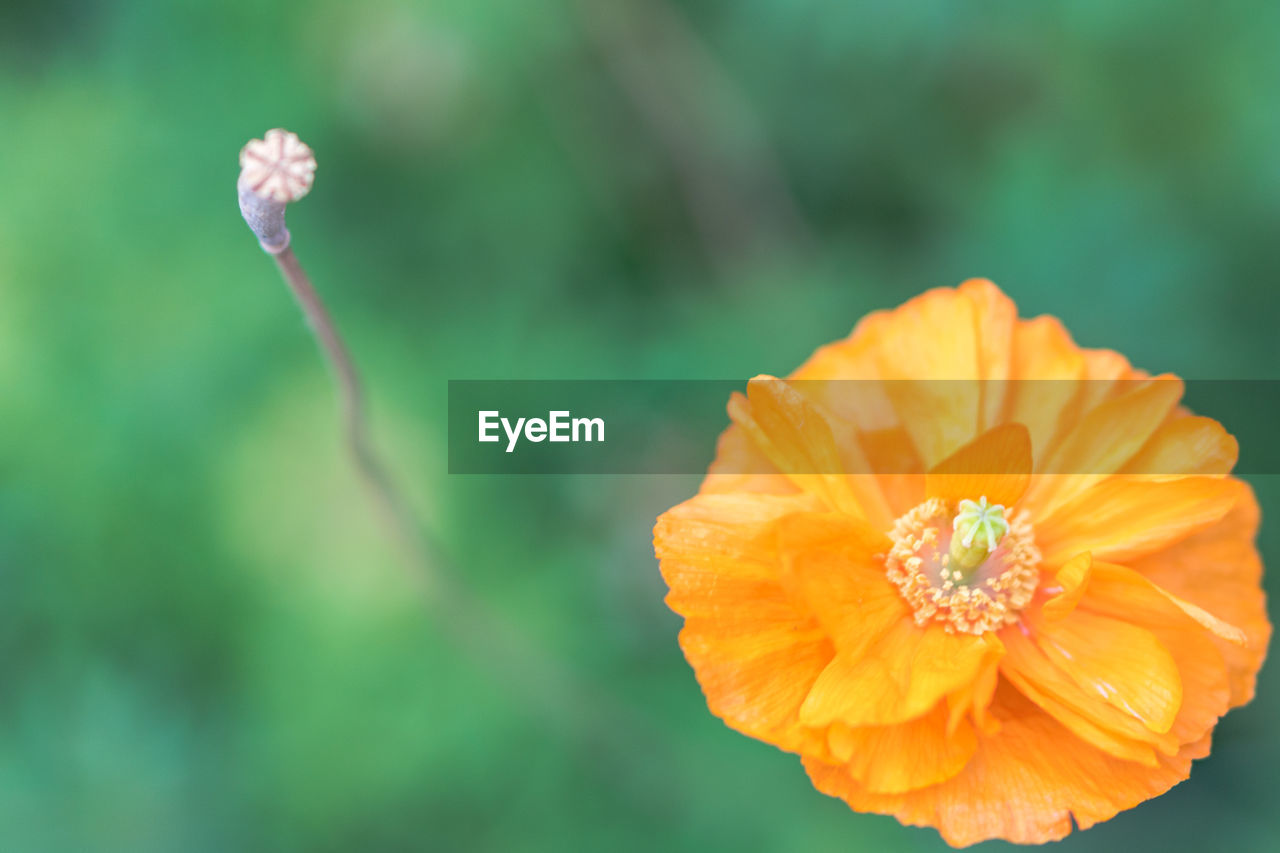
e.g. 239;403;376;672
267;246;659;738
272;246;435;597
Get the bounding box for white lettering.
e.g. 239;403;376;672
572;417;604;442
502;417;525;453
478;411;500;443
480;411;605;453
549;411;570;442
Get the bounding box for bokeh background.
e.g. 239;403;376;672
2;0;1278;850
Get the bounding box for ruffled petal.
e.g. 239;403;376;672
1022;377;1184;517
728;377;894;526
826;703;978;795
799;621;997;728
1025;606;1182;734
957;278;1016;431
1007;315;1086;459
1121;415;1238;478
1000;627;1177;761
863;288;983;468
1040;552;1092;620
655;492;833;750
926;422;1032;509
1084;561;1246;645
1128;479;1270;707
945;635;1004;737
1078;562;1232;748
1036;475;1239;566
701;419;799;496
774;513;902;657
804;687;1207;847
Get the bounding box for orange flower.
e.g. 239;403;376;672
653;280;1270;846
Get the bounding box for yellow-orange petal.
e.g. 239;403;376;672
1007;315;1086;459
1084;561;1246;645
1128;479;1269;707
680;627;833;751
1000;627;1178;760
1040;551;1092;620
865;289;983;467
1077;348;1140;406
799;620;998;728
945;634;1004;737
856;425;926;516
926;422;1032;508
774;513;903;658
730;377;893;526
1036;475;1239;566
655;491;833;750
701;419;799;496
1025;605;1182;733
826;703;978;795
804;688;1207;847
957;278;1016;431
655;491;824;580
1121;415;1238;478
999;645;1160;765
1076;561;1233;749
1022;376;1184;516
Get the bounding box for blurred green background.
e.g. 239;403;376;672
2;0;1278;850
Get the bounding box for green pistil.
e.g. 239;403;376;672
949;496;1009;579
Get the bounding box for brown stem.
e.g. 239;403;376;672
267;245;658;738
272;246;432;596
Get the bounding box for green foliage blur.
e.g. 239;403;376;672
2;0;1278;850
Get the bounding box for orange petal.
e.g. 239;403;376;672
1121;415;1238;478
655;492;834;751
680;628;833;752
1078;562;1233;748
1036;475;1240;566
804;689;1206;847
959;278;1016;431
701;420;799;496
1128;479;1270;707
1023;376;1184;516
799;621;997;728
729;377;893;525
855;426;925;517
1007;315;1086;460
655;491;824;581
866;289;983;468
826;703;978;795
1001;626;1180;759
1025;606;1181;733
999;637;1160;766
945;634;1004;736
774;513;903;658
1077;348;1140;407
1040;552;1092;620
926;422;1032;508
789;311;896;419
1084;562;1246;646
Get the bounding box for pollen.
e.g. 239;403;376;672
883;497;1040;635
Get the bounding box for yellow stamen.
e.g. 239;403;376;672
883;498;1040;635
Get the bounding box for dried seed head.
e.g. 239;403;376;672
237;129;317;253
239;129;316;203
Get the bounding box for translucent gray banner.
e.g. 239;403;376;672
447;379;1278;475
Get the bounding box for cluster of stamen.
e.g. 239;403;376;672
882;497;1040;635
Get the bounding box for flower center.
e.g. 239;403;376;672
882;496;1040;635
